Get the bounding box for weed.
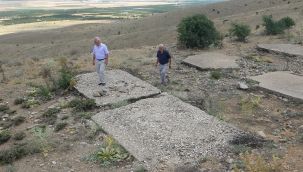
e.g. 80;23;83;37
240;95;262;115
41;108;60;125
54;122;68;132
0;130;11;144
210;71;221;80
36;85;52;101
234;152;283;172
21;97;40;109
13;132;26;141
85;136;131;166
12;116;25;126
31;125;52;157
69;98;96;112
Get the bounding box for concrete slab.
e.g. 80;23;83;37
250;71;303;101
75;70;161;106
182;52;240;70
257;44;303;57
92;95;242;170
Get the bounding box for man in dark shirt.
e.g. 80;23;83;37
156;44;172;85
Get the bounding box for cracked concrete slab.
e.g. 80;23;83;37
182;52;240;70
250;71;303;101
75;70;161;106
257;44;303;57
92;94;242;170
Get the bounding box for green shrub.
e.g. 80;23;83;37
41;108;60;125
263;15;295;35
0;142;41;164
12;116;26;126
177;14;221;48
279;16;295;29
69;98;96;112
0;130;11;144
36;85;52;101
14;98;25;105
57;69;74;90
229;23;251;42
0;104;9;112
54;122;67;132
210;71;221;80
13;132;26;141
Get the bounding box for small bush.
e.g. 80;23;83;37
36;85;52;101
0;142;41;164
41;108;60;125
0;104;9;112
210;71;221;80
14;98;25;105
13;132;26;141
263;15;295;35
54;122;68;132
177;14;221;48
0;130;11;144
69;98;96;112
229;23;251;42
12;116;26;126
279;16;295;29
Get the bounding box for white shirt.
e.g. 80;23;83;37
93;43;109;60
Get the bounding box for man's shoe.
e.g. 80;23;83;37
98;83;106;86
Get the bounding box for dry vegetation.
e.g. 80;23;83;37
0;0;303;171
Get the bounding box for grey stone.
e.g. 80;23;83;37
238;82;249;90
257;44;303;57
92;95;242;170
75;70;161;106
250;71;303;101
257;131;266;138
182;52;240;70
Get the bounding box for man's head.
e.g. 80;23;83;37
94;36;101;46
158;44;165;52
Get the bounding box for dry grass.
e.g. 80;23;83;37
234;152;283;172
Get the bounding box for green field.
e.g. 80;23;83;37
0;5;177;25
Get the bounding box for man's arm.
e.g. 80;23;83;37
105;54;109;65
155;58;159;66
93;54;96;66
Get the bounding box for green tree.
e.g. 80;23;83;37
177;14;221;48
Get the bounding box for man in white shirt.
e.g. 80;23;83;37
92;37;109;86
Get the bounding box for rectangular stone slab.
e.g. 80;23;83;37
92;95;242;170
250;71;303;101
182;52;240;70
257;44;303;57
75;70;161;106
